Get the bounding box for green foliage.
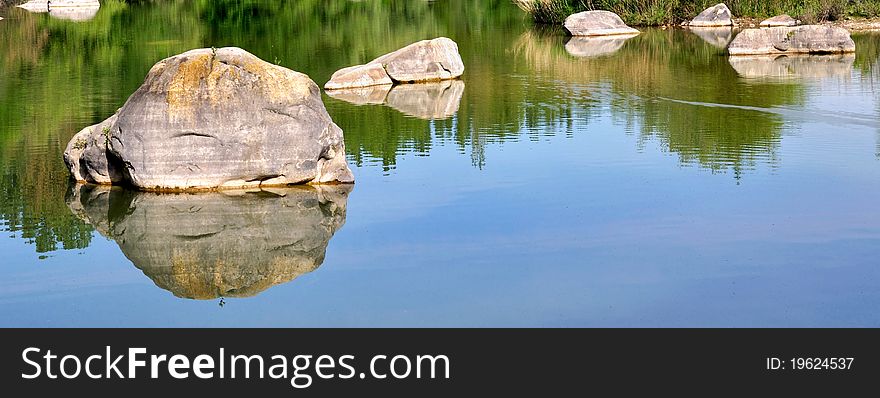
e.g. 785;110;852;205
517;0;880;25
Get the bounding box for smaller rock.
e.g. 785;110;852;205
690;3;734;27
760;14;800;27
728;26;855;55
324;63;393;90
563;10;640;36
374;38;464;83
325;38;464;89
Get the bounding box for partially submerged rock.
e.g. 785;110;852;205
760;14;800;27
324;63;393;90
67;184;351;299
324;37;464;89
564;33;638;58
729;54;855;80
326;80;465;120
563;11;639;37
689;3;733;27
728;26;855;55
64;47;354;191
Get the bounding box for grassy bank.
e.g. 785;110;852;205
514;0;880;25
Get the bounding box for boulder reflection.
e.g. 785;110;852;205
564;33;638;58
67;184;351;299
326;80;465;120
729;54;856;80
688;27;734;49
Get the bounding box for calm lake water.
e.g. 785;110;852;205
1;1;879;327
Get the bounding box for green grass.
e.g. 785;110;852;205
515;0;880;25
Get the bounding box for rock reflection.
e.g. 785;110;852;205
729;54;855;80
49;7;100;22
66;184;351;299
326;80;465;120
564;33;638;58
688;27;734;49
16;0;100;22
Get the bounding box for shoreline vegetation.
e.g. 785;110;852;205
513;0;880;27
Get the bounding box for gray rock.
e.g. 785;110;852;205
729;54;855;80
563;10;640;36
65;47;354;190
325;37;464;89
760;14;800;27
324;63;393;90
326;80;465;120
63;113;125;185
690;3;733;27
689;27;735;48
66;183;351;299
728;26;855;55
564;33;638;58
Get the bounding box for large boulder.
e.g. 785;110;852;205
689;3;733;27
728;26;855;55
760;14;800;27
563;11;639;37
67;184;351;299
64;47;354;190
324;37;464;89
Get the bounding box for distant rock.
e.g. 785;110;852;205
64;47;354;190
689;3;733;27
760;14;800;27
326;80;465;120
17;0;99;12
325;38;464;89
729;54;855;80
563;10;639;36
728;26;855;55
67;184;351;299
689;27;735;49
564;33;638;57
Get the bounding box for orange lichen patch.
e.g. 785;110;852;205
166;53;212;122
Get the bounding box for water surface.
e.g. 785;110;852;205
1;1;879;326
